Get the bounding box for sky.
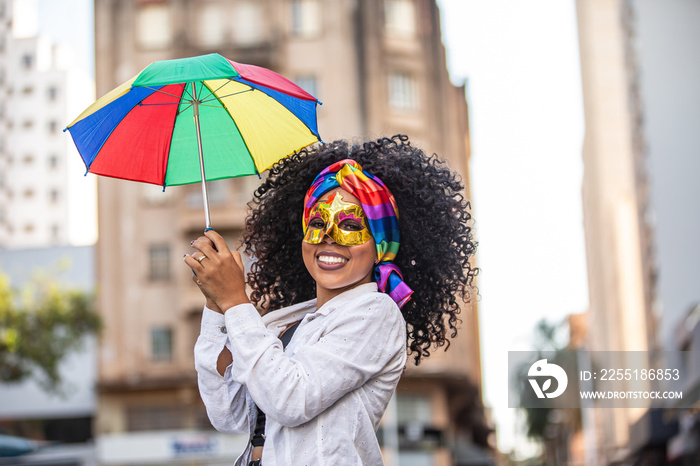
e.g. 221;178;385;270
34;0;589;456
37;0;93;76
437;0;589;455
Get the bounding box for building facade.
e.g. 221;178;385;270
0;0;96;249
576;0;700;463
93;1;489;464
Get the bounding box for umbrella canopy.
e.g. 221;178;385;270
65;53;321;227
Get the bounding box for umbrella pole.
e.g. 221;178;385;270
191;82;212;229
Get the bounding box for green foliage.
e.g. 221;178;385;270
0;270;100;393
514;318;581;441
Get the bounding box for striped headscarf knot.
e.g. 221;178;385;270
303;159;413;308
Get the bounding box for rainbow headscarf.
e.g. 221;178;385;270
303;159;413;308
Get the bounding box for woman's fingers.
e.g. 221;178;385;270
185;230;250;311
191;236;218;263
191;231;235;268
204;230;230;256
232;251;244;271
184;253;205;273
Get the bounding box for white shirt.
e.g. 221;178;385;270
194;282;407;466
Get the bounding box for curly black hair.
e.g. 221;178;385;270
241;134;478;364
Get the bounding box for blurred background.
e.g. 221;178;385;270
0;0;698;465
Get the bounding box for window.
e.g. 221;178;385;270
22;154;33;164
395;395;441;451
22;86;34;95
136;4;172;49
21;54;33;70
141;183;173;206
197;3;226;48
233;2;264;45
385;0;417;38
47;86;58;100
48;155;59;169
398;452;432;466
388;72;419;111
294;75;318;97
291;0;320;37
50;224;60;239
23;188;34;198
47;120;59;133
49;188;59;203
22;120;33;129
149;244;171;280
151;326;173;362
127;405;183;431
397;395;432;424
187;179;226;208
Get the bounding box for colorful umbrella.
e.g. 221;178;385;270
65;53;321;228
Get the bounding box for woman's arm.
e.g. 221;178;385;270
194;307;250;433
225;293;407;427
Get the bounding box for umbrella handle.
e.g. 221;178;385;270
192;82;212;229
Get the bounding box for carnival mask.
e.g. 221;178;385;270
303;192;373;246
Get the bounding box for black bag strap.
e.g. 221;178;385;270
279;320;302;349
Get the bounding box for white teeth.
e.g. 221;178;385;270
318;255;348;265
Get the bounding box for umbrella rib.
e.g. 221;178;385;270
172;102;223;115
177;102;193;116
209;79;236;95
203;88;255;102
179;83;194;101
139;86;186;100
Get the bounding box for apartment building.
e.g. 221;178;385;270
576;0;700;463
0;0;95;249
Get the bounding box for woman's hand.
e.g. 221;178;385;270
184;230;249;313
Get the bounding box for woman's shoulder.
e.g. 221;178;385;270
339;286;404;321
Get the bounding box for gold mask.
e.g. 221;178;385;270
303;192;373;246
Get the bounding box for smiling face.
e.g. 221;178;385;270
302;188;377;306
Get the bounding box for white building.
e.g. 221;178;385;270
0;0;96;249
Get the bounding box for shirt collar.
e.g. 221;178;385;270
316;282;378;316
261;298;316;330
261;282;379;332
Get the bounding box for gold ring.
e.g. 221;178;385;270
196;254;207;263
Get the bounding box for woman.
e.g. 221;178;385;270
186;135;477;465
